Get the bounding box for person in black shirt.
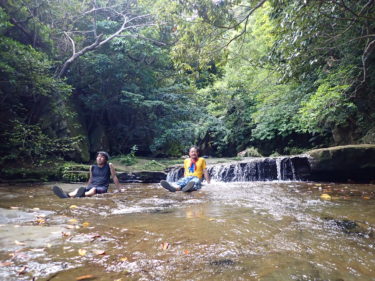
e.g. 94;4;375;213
53;151;123;198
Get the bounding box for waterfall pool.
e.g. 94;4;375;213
0;182;374;280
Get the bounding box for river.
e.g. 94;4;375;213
0;181;374;280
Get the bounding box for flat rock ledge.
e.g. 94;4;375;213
306;144;375;183
118;171;166;183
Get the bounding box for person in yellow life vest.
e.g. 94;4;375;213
160;146;210;192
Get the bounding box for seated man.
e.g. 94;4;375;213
53;151;123;198
160;146;210;192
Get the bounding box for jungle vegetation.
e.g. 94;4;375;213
0;0;374;170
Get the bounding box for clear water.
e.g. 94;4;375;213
0;182;374;280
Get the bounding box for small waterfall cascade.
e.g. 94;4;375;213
166;166;184;182
166;156;311;182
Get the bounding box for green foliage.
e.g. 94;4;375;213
61;163;90;182
299;70;355;133
283;147;306;156
62;163;90;172
117;145;139;166
1;0;375;169
143;160;166;171
1;120;83;166
240;147;263;158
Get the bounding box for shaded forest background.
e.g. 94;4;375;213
0;0;374;169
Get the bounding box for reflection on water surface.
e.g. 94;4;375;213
0;181;374;280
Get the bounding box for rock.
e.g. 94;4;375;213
307;144;375;182
237;147;262;157
323;217;373;237
117;171;167;183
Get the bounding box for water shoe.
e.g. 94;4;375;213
53;186;69;198
75;187;86;198
181;181;195;192
160;180;177;192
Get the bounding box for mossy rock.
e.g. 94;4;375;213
306;144;375;182
61;163;90;182
0;167;61;182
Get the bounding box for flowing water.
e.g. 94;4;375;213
0;182;374;280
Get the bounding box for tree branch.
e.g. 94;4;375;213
57;34;103;78
56;5;154;78
63;32;76;55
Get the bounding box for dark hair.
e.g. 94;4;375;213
97;151;110;161
189;146;200;154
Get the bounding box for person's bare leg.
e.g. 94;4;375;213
84;188;96;197
68;189;79;197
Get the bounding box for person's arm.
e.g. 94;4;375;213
203;168;210;184
87;165;93;185
109;163;122;192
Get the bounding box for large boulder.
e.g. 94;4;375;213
306;144;375;182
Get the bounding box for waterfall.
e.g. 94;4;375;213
166;166;184;182
166;156;311;182
276;158;282;181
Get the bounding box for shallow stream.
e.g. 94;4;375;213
0;182;374;280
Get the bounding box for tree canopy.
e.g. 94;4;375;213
0;0;374;167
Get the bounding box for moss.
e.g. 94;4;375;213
306;144;375;182
0;166;61;182
61;163;90;182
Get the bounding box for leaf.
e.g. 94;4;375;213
160;242;170;250
82;222;90;227
68;219;78;224
78;249;87;256
320;194;331;200
120;257;128;262
36;218;46;224
18;265;27;275
184;250;189;255
62;231;71;237
69;205;78;209
30;248;45;252
92;249;105;256
76;275;94;280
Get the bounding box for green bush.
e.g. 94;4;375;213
283;147;306;155
239;147;263;157
118;145;138;166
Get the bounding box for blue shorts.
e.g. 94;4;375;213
84;186;108;194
